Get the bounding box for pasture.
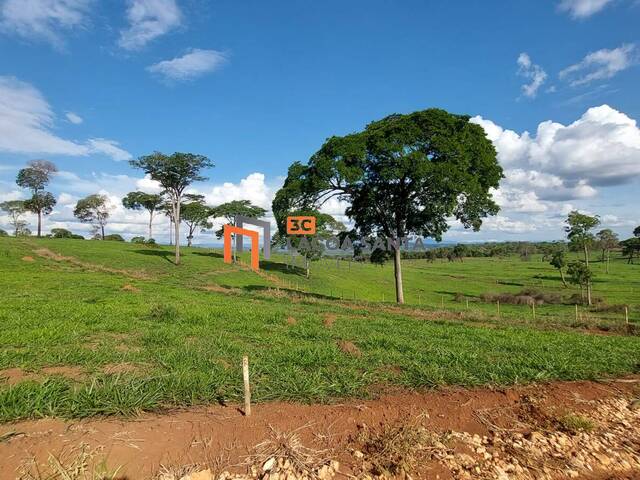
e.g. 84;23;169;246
0;237;639;423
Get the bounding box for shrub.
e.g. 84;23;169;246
103;234;125;242
51;228;74;238
0;229;7;237
145;238;156;245
131;236;146;243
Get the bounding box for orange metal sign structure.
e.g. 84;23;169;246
286;216;316;235
223;224;260;270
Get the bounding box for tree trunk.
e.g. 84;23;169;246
584;244;589;267
305;258;310;278
606;250;610;274
560;269;567;287
393;247;405;304
587;281;592;306
174;201;181;265
148;212;153;240
37;210;42;237
169;219;173;246
101;224;105;240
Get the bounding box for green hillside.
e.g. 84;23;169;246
0;237;638;423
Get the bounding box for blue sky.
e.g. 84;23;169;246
0;0;639;243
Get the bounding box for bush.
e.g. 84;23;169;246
51;228;74;238
103;234;125;242
0;229;7;237
131;236;146;243
480;288;562;306
145;238;156;245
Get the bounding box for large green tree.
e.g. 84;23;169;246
181;195;214;247
272;108;502;303
0;200;29;236
567;261;594;305
212;200;267;238
130;152;213;265
550;250;568;287
595;228;619;274
565;211;600;267
122;191;164;241
16;160;58;236
73;194;110;240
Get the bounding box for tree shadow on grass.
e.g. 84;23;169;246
133;249;175;264
259;259;306;277
191;251;224;259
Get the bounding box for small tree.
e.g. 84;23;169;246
122;191;164;241
0;200;28;236
181;195;213;247
565;211;600;267
595;229;619;274
621;237;640;264
73;194;110;240
16;160;58;237
130;152;213;265
550;250;568;287
567;261;594;305
212;200;267;238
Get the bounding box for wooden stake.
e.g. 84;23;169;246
625;306;629;325
382;292;385;302
441;296;444;309
497;300;500;317
575;304;578;322
532;302;536;320
242;356;251;416
466;298;469;309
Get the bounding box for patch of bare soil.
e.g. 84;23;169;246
337;340;362;357
20;256;35;262
0;368;37;385
1;378;639;480
322;314;336;328
40;366;85;381
122;284;142;293
102;362;146;375
0;366;85;385
286;316;297;326
33;248;150;280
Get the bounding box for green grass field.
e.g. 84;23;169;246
1;237;638;423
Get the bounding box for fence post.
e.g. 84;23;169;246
575;304;578;322
466;298;469;309
532;302;536;321
242;356;251;417
497;300;500;318
625;306;629;326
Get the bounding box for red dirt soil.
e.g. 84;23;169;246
1;378;638;479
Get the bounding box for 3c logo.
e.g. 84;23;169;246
287;216;316;235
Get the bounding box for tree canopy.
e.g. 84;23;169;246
73;194;110;240
212;200;267;238
130;152;213;264
272;108;503;302
16;160;58;236
122;191;164;241
0;200;29;236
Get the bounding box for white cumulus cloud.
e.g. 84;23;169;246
517;53;547;98
0;0;92;49
65;111;83;124
0;76;131;161
119;0;182;51
147;49;227;82
560;44;637;86
557;0;615;18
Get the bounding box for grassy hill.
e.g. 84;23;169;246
0;237;638;422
